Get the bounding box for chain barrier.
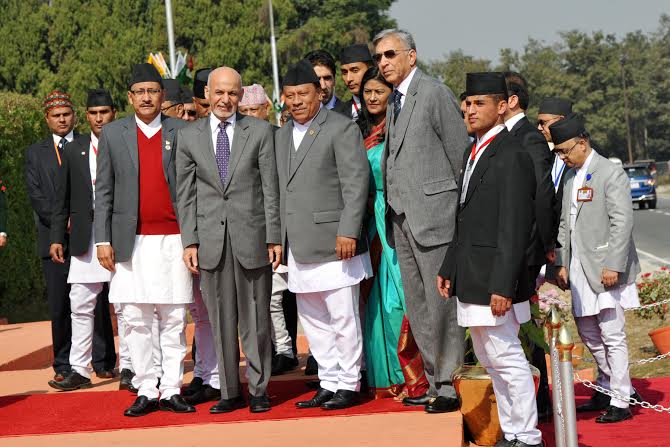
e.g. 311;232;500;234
573;371;670;414
624;298;670;312
573;350;670;365
539;296;670;312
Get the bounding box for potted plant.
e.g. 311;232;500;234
636;267;670;354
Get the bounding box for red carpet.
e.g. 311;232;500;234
0;380;421;437
540;377;670;447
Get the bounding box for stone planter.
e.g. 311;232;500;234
453;365;541;447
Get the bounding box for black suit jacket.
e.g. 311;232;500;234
25;134;78;258
51;133;97;256
332;97;353;118
509;116;557;266
439;129;535;305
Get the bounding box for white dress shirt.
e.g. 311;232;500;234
325;95;337;110
210;113;236;153
456;124;530;328
52;130;74;148
395;67;417;108
351;95;361;120
135;114;161;138
89;134;99;200
287;110;373;293
504;112;525;132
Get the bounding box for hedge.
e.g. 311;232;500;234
0;92;50;322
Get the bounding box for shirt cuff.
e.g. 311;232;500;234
95;242;111;246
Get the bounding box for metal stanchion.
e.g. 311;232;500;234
557;325;578;447
546;307;566;447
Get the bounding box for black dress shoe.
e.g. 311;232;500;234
402;393;432;406
210;396;246;414
631;389;642;403
249;394;271;413
305;355;318;375
95;369;115;379
119;369;135;391
272;354;297;376
360;370;369;394
48;371;92;391
305;380;320;390
159;394;196;413
124;396;159;417
182;376;204;397
321;389;360;410
296;387;335;408
425;396;460;413
595;405;632;423
577;391;610;412
53;369;71;382
184;385;221;405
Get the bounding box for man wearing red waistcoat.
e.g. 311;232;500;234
95;64;193;417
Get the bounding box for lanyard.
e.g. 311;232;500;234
91;142;98;156
553;156;565;189
53;140;63;166
468;133;497;168
353;99;360;114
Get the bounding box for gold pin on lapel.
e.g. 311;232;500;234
165;140;171;151
309;130;315;136
81;152;86;155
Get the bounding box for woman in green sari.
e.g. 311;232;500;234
357;67;428;398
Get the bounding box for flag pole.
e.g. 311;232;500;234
165;0;177;77
269;0;281;123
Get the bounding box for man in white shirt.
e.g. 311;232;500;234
275;60;371;410
553;113;640;424
438;72;542;447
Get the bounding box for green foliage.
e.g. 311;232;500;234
635;268;670;321
426;15;670;161
0;92;49;322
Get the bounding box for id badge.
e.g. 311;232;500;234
577;187;593;202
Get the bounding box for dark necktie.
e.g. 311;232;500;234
393;90;403;124
57;137;67;158
215;121;231;185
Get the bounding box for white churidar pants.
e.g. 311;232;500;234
470;319;542;445
296;284;362;392
113;304;161;373
123;303;187;400
69;282;104;378
271;270;293;357
575;304;631;408
188;277;219;389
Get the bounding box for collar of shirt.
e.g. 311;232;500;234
396;67;417;98
325;95;337;110
292;113;318;151
504;112;525;132
576;149;596;178
474;124;505;152
90;133;99;150
135;114;162;138
210;112;236;135
52;130;74;147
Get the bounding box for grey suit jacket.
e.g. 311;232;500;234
382;68;470;248
94;114;186;262
555;151;640;293
275;107;369;264
175;113;280;270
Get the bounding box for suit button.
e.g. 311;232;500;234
223;195;228;201
221;221;225;225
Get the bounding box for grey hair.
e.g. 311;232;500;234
372;29;416;51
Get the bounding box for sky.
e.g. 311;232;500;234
389;0;669;63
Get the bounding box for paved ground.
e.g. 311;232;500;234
633;193;670;269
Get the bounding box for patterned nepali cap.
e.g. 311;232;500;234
240;84;270;106
43;90;74;113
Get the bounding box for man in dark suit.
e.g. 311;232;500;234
374;29;469;413
192;68;213;119
0;183;7;248
24;90;115;382
176;67;281;414
48;88;120;391
437;72;543;447
503;72;557;420
333;43;373;120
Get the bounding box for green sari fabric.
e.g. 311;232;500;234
363;141;406;396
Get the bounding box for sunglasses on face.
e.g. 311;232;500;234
186;110;197;117
373;49;411;64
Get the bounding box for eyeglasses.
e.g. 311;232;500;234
161;103;181;112
186;110;197;117
131;88;162;96
537;117;560;128
373;49;411;63
554;140;580;158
